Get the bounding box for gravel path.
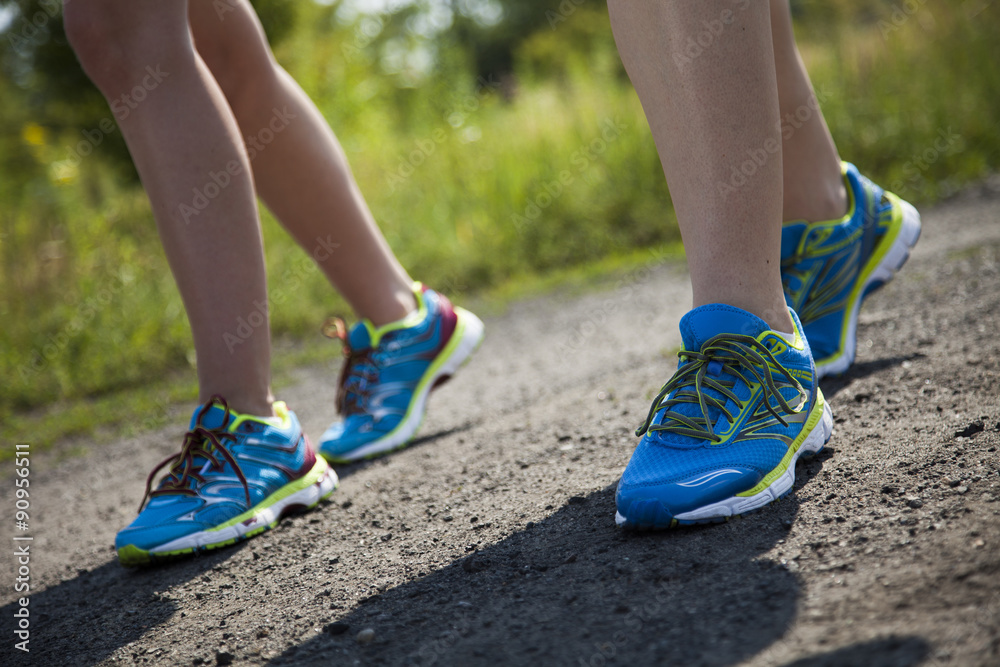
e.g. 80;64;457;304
3;187;999;666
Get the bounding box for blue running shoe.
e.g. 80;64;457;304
781;162;921;379
615;304;833;529
318;283;484;463
116;397;338;566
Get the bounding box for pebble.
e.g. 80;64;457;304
907;498;924;509
324;622;350;635
356;628;376;644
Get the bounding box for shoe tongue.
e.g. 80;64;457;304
679;304;770;352
348;320;375;351
188;402;236;431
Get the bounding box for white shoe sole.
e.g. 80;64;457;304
615;397;834;527
322;307;485;462
144;459;338;558
815;197;921;380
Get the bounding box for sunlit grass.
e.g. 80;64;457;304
0;3;997;453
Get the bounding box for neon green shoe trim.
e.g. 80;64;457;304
117;544;153;566
394;308;470;425
227;400;291;431
736;389;827;498
363;282;429;348
206;457;331;533
828;190;905;356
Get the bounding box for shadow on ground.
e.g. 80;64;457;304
332;425;473;481
260;456;923;666
3;444;931;666
2;543;241;664
781;636;930;667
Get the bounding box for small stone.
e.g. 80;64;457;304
907;498;924;509
324;622;350;635
215;651;235;666
955;420;985;438
957;486;969;495
356;628;376;644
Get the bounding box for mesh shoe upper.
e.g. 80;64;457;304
780;161;896;364
319;285;458;458
616;304;818;520
115;399;316;553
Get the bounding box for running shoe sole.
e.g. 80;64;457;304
615;390;834;529
117;456;338;566
815;196;922;379
322;307;485;463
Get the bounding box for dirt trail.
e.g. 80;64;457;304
3;186;1000;666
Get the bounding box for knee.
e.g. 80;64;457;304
63;4;180;99
196;31;278;109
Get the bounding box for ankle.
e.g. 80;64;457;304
201;393;275;419
783;171;848;223
365;284;418;327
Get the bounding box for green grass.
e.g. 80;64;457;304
1;2;998;457
0;242;683;461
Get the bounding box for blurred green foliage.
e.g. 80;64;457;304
0;0;998;425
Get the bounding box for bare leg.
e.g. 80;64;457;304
188;0;415;326
770;0;847;223
64;1;272;416
608;0;793;332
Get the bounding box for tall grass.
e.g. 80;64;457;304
1;2;997;426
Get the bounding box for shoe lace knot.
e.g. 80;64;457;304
139;395;250;512
635;334;806;444
323;317;380;416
